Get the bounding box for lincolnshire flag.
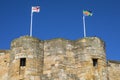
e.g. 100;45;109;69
32;6;40;13
83;10;92;16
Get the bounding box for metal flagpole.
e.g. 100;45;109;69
30;7;33;37
83;15;86;37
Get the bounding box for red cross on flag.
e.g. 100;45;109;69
32;6;40;13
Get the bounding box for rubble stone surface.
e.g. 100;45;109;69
0;36;119;80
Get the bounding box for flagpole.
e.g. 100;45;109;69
83;15;86;37
30;8;33;37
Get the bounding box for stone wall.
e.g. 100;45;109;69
0;36;119;80
107;60;120;80
0;50;10;80
43;37;107;80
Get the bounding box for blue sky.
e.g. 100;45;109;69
0;0;120;61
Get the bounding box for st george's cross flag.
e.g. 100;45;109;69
32;6;40;13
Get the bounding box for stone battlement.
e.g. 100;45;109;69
0;36;119;80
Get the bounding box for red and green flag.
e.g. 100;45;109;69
83;10;92;16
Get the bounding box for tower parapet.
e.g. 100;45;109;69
74;37;107;80
0;36;111;80
9;36;44;80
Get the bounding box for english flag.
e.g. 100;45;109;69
32;6;40;13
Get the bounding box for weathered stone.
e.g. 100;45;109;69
107;60;120;80
0;36;119;80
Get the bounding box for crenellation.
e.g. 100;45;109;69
0;36;119;80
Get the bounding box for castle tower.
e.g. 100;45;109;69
8;36;44;80
74;37;107;80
